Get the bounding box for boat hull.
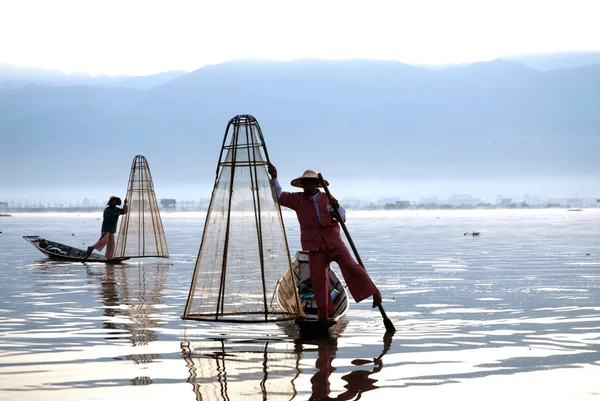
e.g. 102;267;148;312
277;251;349;331
23;235;129;263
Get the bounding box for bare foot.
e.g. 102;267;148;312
372;290;382;308
83;246;94;261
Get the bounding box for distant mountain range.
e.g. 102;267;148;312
2;51;599;89
0;63;187;90
502;51;600;71
1;52;599;200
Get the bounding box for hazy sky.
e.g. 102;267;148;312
1;0;599;76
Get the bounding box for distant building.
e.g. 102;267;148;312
378;197;400;206
0;202;7;208
384;200;411;209
446;194;482;206
500;198;512;207
160;199;177;209
395;200;411;208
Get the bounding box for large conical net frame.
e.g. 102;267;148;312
183;115;303;322
115;155;169;259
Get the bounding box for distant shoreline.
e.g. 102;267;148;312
0;205;597;213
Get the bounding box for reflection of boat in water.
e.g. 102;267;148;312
23;235;129;263
276;251;349;331
180;322;393;400
181;338;300;400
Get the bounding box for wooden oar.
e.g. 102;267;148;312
318;173;396;333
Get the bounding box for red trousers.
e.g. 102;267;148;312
90;232;116;259
308;243;378;319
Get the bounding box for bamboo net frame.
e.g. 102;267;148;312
115;155;169;259
183;115;303;322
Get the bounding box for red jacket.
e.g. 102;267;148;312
279;191;346;251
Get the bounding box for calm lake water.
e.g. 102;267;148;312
0;209;599;400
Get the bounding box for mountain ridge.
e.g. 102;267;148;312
1;56;598;200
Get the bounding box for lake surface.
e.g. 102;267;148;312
0;209;599;400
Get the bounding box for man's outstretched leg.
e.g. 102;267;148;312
330;245;380;305
85;233;109;260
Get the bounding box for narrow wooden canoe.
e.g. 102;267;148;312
23;235;129;263
277;251;349;331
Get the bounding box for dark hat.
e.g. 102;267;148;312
108;196;122;206
290;170;328;188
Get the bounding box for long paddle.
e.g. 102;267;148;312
318;173;396;333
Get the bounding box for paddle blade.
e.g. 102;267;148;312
378;305;396;332
384;317;396;332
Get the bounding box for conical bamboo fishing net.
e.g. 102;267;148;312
115;155;169;259
183;115;303;322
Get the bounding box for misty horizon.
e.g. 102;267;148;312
2;176;598;207
2;57;599;206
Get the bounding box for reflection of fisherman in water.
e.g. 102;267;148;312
90;263;170;385
179;322;393;401
98;264;120;340
300;332;394;401
90;263;170;347
93;263;170;345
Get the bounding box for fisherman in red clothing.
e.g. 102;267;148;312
267;163;383;326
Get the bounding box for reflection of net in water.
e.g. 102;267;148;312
116;264;170;348
97;263;170;365
181;339;299;400
183;115;302;322
115;155;169;259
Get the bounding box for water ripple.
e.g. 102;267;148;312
0;210;599;400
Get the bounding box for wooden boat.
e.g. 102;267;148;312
277;251;349;331
23;235;129;263
23;155;168;264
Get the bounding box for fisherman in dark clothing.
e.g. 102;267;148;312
85;196;128;260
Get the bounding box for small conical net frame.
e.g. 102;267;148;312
183;115;303;322
115;155;169;259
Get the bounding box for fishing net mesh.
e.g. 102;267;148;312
115;155;169;259
183;115;303;322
